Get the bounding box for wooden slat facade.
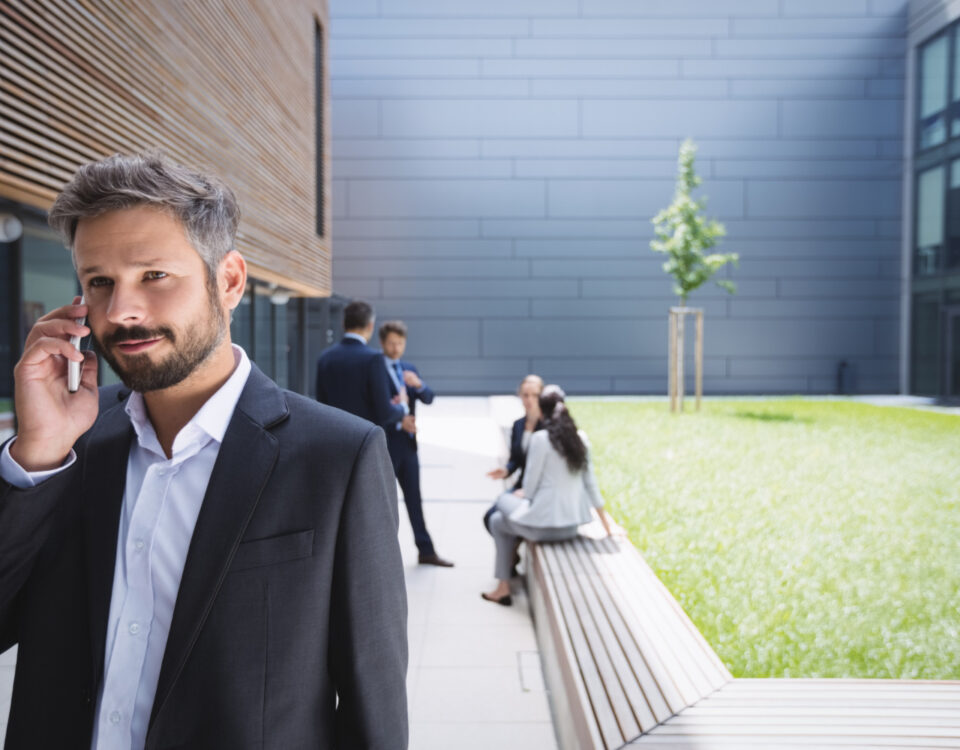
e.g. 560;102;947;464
0;0;331;296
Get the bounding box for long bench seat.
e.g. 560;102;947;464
527;533;960;749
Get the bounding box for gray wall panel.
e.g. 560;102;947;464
330;0;907;394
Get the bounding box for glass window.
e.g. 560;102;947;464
948;308;960;397
231;283;253;355
916;165;945;275
273;296;289;389
920;34;949;148
953;26;960;137
0;237;16;401
911;293;941;395
20;223;76;343
254;287;274;381
947;160;960;270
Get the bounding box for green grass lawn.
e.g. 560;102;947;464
0;399;11;413
572;399;960;680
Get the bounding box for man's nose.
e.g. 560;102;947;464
104;284;146;326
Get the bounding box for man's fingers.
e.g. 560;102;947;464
24;318;90;349
34;301;88;324
18;336;86;368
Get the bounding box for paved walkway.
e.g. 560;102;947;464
402;395;557;749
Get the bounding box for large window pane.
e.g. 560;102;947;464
948;160;960;270
0;238;16;400
273;296;289;389
920;34;949;148
911;293;941;395
231;283;253;355
254;287;274;380
916;165;945;275
20;223;75;342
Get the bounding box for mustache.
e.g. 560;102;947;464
103;325;176;347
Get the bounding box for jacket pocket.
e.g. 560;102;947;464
230;529;314;572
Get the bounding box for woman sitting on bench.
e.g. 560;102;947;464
482;384;616;606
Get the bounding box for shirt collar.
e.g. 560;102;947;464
124;345;252;458
344;332;367;344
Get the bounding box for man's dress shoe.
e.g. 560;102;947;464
418;553;454;567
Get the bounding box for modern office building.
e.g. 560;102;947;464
0;0;334;405
327;0;959;399
3;1;959;400
907;0;960;398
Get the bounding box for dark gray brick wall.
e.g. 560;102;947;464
329;0;906;395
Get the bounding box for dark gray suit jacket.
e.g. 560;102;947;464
0;365;408;749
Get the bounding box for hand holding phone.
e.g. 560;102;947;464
67;295;86;393
10;297;98;472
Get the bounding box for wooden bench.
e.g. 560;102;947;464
527;533;731;749
528;534;960;749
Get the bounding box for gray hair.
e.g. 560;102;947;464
48;150;240;277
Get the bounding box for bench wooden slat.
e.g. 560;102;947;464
562;541;655;734
553;543;636;747
588;536;727;707
576;537;690;718
568;539;673;728
618;540;732;687
530;543;606;750
542;543;621;749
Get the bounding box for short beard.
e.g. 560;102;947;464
94;278;227;393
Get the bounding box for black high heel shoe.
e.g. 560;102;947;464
480;592;512;606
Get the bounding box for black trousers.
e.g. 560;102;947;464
387;432;435;556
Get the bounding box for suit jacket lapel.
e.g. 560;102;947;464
83;400;135;689
149;365;288;728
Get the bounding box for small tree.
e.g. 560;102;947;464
651;139;737;305
651;140;738;411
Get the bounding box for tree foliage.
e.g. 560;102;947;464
651;139;738;305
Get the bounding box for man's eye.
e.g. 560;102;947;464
88;277;111;288
144;271;167;281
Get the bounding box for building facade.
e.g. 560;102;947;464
907;0;960;398
0;0;334;406
329;0;909;395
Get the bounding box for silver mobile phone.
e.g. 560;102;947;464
67;296;86;393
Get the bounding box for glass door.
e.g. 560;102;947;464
947;306;960;399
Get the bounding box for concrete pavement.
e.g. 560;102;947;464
402;395;557;749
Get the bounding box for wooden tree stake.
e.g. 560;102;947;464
668;307;704;413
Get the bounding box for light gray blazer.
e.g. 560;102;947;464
505;430;604;530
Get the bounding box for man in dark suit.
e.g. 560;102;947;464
379;321;453;567
0;152;406;749
315;300;409;430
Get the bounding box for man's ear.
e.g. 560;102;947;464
219;251;247;311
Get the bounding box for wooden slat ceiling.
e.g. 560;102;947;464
0;0;331;297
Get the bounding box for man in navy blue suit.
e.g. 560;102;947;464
315;300;408;429
380;321;453;567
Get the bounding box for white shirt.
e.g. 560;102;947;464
0;345;251;750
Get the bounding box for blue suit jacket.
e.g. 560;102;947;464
315;337;406;427
506;416;544;490
384;360;434;454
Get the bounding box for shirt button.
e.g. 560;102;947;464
109;710;121;725
133;539;145;552
128;622;141;635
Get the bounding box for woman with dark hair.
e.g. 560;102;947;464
482;385;618;606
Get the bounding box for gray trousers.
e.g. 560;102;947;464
488;492;578;581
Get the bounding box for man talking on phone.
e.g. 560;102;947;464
0;151;407;749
